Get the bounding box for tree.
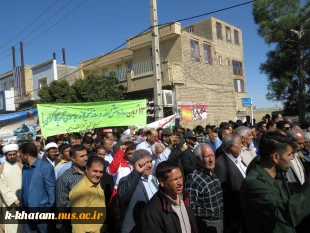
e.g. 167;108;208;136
34;73;127;105
35;79;77;105
253;0;310;121
71;72;127;102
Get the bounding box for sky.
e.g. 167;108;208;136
0;0;282;109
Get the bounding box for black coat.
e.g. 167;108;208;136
181;146;197;178
141;190;198;233
100;160;114;206
214;153;246;233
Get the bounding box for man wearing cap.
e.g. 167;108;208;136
182;131;198;178
0;144;23;233
42;142;61;167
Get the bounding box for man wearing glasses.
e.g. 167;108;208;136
276;120;291;133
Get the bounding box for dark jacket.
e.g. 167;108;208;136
167;146;184;176
240;164;310;233
215;145;224;159
214;153;245;233
118;170;158;233
181;146;197;178
100;160;114;206
141;190;198;233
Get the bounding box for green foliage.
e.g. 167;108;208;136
34;73;127;106
71;72;127;102
253;0;310;120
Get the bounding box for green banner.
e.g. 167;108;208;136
37;100;147;137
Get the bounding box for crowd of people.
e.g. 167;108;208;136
1;112;310;233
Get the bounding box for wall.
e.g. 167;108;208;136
176;31;236;127
57;65;79;84
32;61;54;99
0;72;13;91
24;65;34;99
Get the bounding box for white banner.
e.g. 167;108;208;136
145;114;178;129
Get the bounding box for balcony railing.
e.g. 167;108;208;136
132;59;153;79
116;67;127;82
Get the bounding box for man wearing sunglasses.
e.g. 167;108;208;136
276;120;291;133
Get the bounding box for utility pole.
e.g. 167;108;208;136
150;0;164;120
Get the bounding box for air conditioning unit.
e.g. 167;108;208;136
162;90;174;107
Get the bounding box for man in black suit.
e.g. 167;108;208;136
214;133;246;233
181;131;197;178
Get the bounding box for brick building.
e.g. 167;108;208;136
79;17;247;126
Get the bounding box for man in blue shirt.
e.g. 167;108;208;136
20;143;55;233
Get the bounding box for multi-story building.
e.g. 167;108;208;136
32;56;78;100
78;17;247;126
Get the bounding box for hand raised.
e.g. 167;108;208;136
134;158;147;173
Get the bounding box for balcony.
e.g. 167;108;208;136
132;59;153;79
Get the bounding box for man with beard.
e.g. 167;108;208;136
0;144;23;233
42;142;60;167
240;131;310;233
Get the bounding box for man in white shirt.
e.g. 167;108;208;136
136;129;158;155
151;142;171;177
103;139;114;164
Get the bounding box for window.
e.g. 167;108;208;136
190;40;200;62
226;26;231;41
234;30;239;45
216;22;222;39
226;58;230;66
232;60;243;75
186;27;193;34
203;44;212;64
149;48;153;57
126;61;133;71
234;79;245;93
103;68;109;76
38;77;47;89
218;56;223;65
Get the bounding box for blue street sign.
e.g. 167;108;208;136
242;98;252;107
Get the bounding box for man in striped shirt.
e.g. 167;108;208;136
185;143;224;233
56;145;88;233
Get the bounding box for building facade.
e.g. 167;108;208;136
32;59;78;100
78;17;247;126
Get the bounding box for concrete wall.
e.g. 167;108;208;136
0;72;13;91
24;65;34;99
32;62;55;99
57;65;79;84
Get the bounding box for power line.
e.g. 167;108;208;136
0;0;60;52
0;0;75;57
24;0;88;47
0;0;86;61
2;0;253;101
158;0;255;27
3;26;152;101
